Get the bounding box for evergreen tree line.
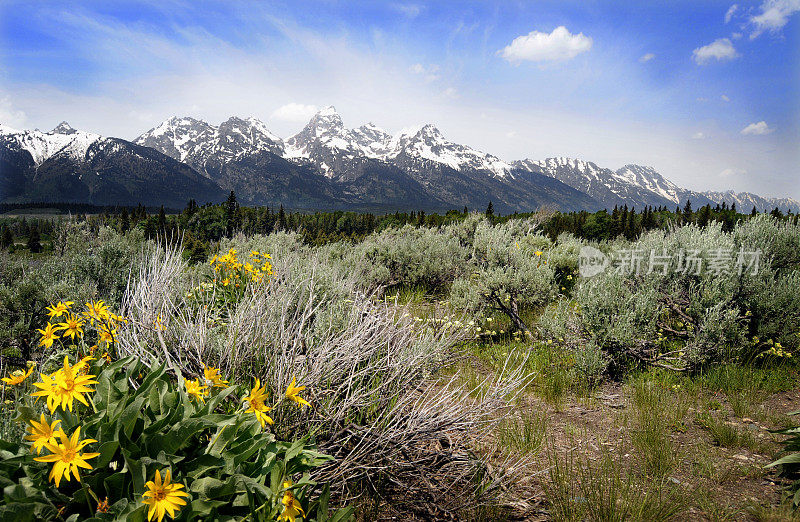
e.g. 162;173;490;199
0;193;796;259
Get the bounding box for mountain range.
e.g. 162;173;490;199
1;107;798;214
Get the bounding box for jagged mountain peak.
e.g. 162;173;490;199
303;106;345;136
317;105;339;117
388;124;514;178
51;121;77;135
0;122;101;166
0;123;21;135
218;116;281;142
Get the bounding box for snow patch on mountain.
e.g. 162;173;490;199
613;164;683;204
701;190;800;213
387;124;514;178
0;122;101;165
135;116;284;175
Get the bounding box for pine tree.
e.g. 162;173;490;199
485;201;494;217
27;225;42;253
751;206;758;216
278;204;287;231
120;208;130;233
0;226;13;249
157;206;166;235
611;205;621;237
626;206;636;239
698;204;711;227
225;191;238;236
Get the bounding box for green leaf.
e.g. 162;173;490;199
95;440;120;469
329;505;356;522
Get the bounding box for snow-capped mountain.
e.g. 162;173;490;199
135;116;284;179
1;122;225;208
614;164;682;203
387;124;514;179
0;121;102;166
349;122;394;158
701;190;800;213
6;108;793;213
513;157;678;209
613;164;715;208
280;106;515;179
283;106;380;178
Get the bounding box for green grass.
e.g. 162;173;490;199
695;412;759;451
627;378;688;477
697;364;798;395
496;408;547;455
545;445;683;522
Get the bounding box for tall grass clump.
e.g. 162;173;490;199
114;240;530;515
545;445;683;522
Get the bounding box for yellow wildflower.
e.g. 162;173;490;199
243;379;273;428
98;325;116;345
37;322;60;349
1;365;34;386
55;313;85;341
184;378;208;403
84;300;110;325
34;426;100;488
46;301;73;318
284;377;311;408
202;364;229;388
25;414;62;455
278;480;305;521
32;356;98;412
142;469;190;522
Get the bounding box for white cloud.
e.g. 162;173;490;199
270;103;319;122
720;168;747;177
639;53;655;63
750;0;800;38
505;130;517;138
442;87;458;99
393;3;422;18
725;4;739;23
499;26;592;64
692;131;708;139
0;96;28;128
740;121;775;135
731;32;743;39
409;63;439;82
721;94;730;102
692;38;739;64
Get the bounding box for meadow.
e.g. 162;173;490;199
0;209;798;521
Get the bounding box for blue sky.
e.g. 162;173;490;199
1;0;798;198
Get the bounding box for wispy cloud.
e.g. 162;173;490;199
392;3;423;19
271;103;319;122
720;167;747;177
692;38;738;64
740;121;774;135
498;26;592;64
0;96;28;128
692;131;708;139
750;0;800;38
409;63;440;82
725;4;739;23
721;94;730;102
639;53;655;63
